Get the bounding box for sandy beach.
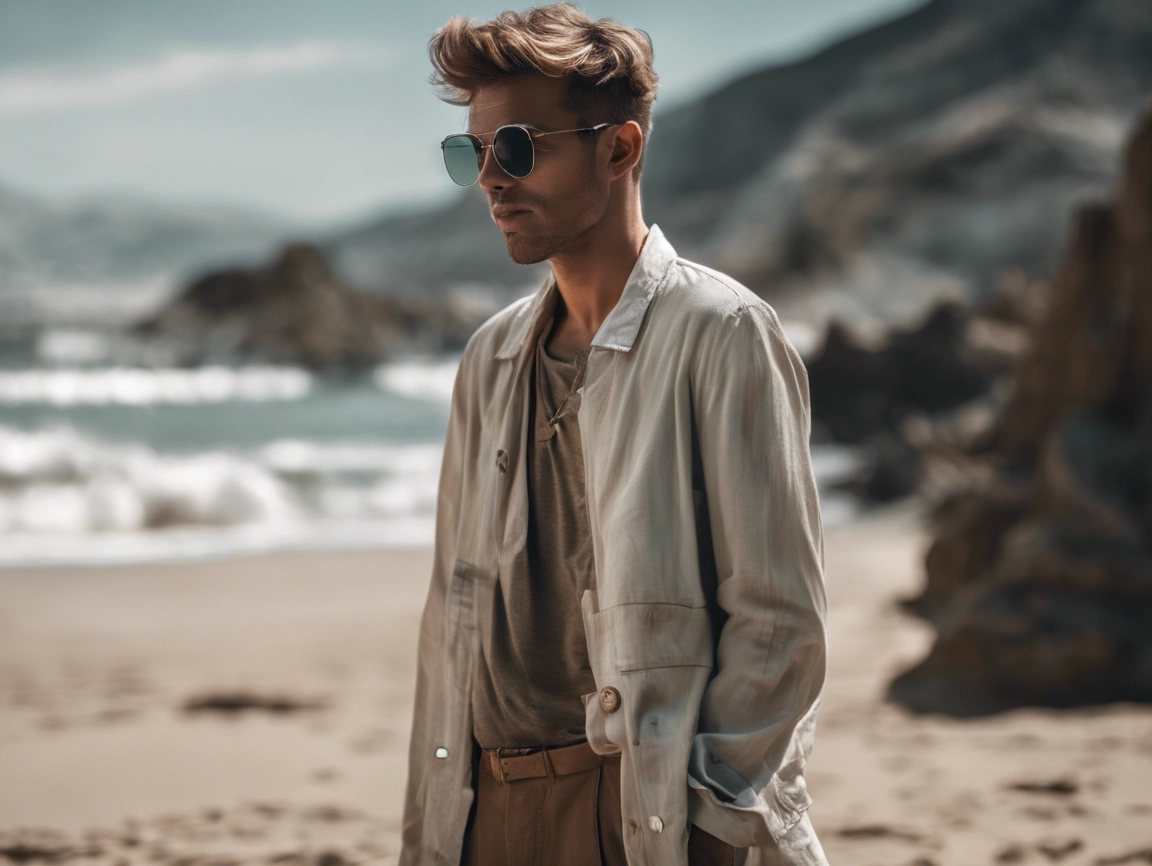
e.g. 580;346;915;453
2;503;1150;866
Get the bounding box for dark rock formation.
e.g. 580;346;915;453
888;105;1152;715
808;301;1000;444
805;299;1020;500
132;242;483;372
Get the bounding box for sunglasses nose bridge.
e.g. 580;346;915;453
472;142;504;188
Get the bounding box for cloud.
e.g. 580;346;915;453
0;41;395;116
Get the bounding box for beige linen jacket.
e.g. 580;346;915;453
399;223;830;866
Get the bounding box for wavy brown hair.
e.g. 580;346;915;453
427;3;659;180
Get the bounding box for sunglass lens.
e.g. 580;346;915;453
443;135;480;186
493;126;534;178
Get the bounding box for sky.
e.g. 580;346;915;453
0;0;924;231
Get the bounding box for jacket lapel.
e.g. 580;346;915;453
492;222;678;365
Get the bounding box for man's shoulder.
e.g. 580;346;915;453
663;255;787;339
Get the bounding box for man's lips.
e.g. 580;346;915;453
492;207;531;221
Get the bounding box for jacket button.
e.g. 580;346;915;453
648;815;663;833
496;449;508;473
598;686;621;714
434;747;449;759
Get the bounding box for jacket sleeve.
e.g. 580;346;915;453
398;339;473;864
686;300;829;851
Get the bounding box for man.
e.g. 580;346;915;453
400;5;830;865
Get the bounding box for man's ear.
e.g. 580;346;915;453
607;120;643;181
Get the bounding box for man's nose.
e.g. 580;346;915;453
477;145;513;192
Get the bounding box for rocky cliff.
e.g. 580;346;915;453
888;104;1152;715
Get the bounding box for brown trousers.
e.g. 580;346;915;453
461;740;735;866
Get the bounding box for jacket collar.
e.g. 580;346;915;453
494;223;678;361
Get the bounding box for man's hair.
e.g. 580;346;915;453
427;3;658;181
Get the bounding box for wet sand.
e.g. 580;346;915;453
2;503;1150;865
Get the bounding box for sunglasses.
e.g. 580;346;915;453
440;122;619;186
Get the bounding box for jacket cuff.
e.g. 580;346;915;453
685;746;812;849
688;789;828;865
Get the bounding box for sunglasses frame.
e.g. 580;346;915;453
440;122;619;186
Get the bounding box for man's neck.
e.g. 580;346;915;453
545;214;650;358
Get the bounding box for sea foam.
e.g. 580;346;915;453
0;365;313;405
0;423;442;565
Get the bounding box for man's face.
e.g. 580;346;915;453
468;74;612;264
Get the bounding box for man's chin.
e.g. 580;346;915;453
503;235;551;266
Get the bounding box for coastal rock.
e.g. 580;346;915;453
805;299;1019;501
889;105;1152;715
807;300;999;445
132;242;482;372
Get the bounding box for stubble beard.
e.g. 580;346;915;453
501;171;608;266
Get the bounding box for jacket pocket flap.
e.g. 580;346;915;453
602;602;714;672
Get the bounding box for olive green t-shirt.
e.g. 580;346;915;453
470;309;598;750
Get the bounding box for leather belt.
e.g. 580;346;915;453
481;739;617;783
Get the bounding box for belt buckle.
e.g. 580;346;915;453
491;746;553;783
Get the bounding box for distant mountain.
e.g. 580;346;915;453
321;0;1152;327
0;181;299;327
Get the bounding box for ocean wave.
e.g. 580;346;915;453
0;365;313;405
0;425;302;533
373;355;460;402
0;352;462;406
0;424;442;564
257;439;443;476
34;328;118;364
